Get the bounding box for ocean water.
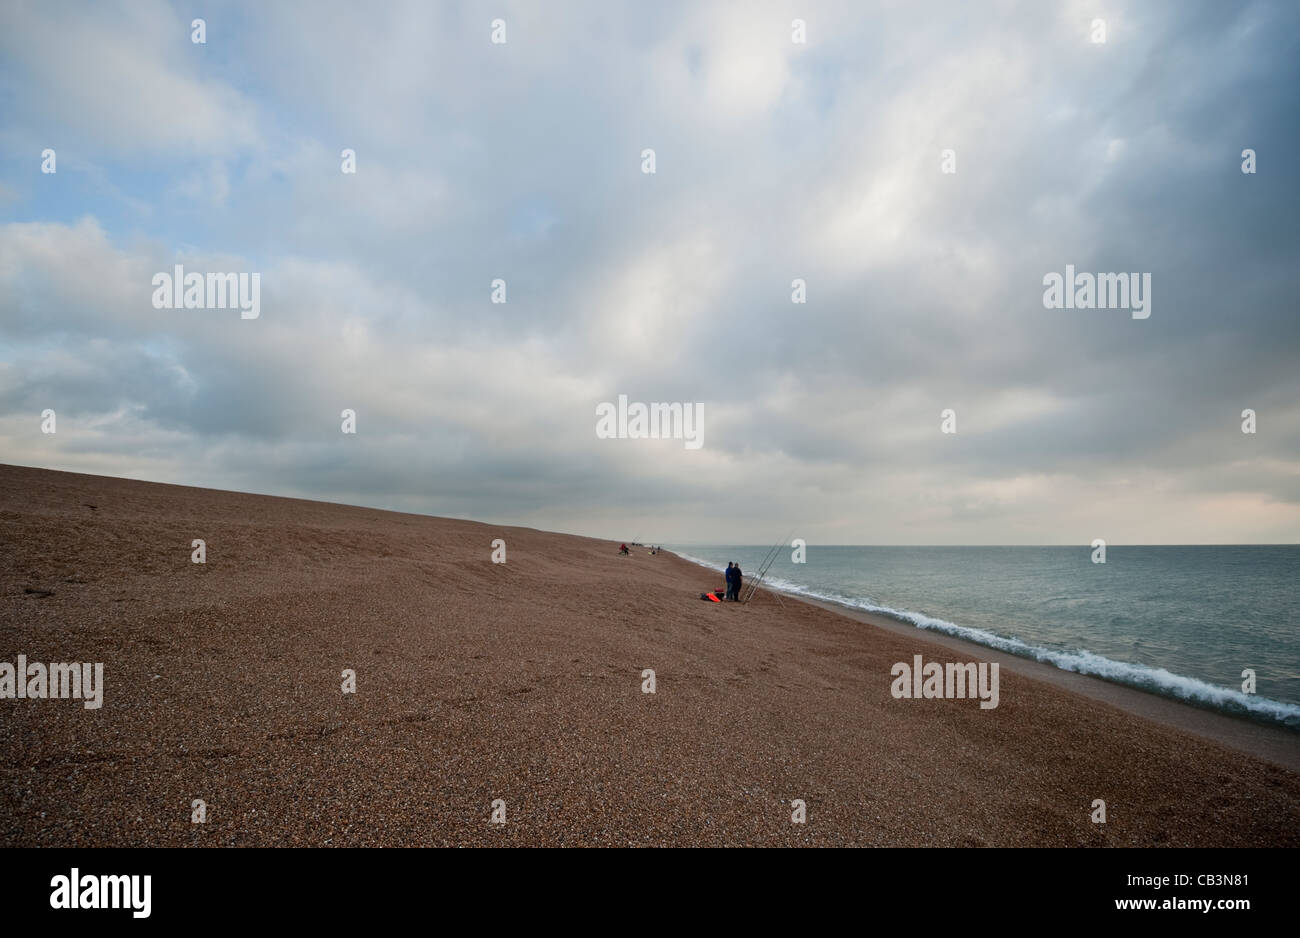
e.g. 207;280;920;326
675;545;1300;730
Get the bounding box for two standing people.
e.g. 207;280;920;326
724;561;744;602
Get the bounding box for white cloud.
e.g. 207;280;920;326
0;0;259;156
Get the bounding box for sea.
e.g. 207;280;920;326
674;545;1300;731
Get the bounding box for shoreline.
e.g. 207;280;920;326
778;590;1300;773
672;551;1300;767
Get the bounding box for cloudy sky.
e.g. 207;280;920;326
1;0;1297;544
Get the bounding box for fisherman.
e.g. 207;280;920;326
732;562;743;601
724;562;736;600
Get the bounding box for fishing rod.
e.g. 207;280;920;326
740;539;780;598
744;529;794;604
742;538;783;604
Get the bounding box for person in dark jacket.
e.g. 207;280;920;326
731;563;743;601
724;562;736;600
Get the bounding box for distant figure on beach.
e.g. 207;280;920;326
725;562;736;600
732;563;743;601
619;543;629;555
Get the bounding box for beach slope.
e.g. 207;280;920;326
0;464;1295;846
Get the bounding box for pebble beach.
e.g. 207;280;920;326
2;464;1296;847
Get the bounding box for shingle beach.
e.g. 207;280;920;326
2;464;1296;846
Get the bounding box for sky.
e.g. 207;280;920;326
0;0;1297;545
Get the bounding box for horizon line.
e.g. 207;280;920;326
6;463;1298;548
